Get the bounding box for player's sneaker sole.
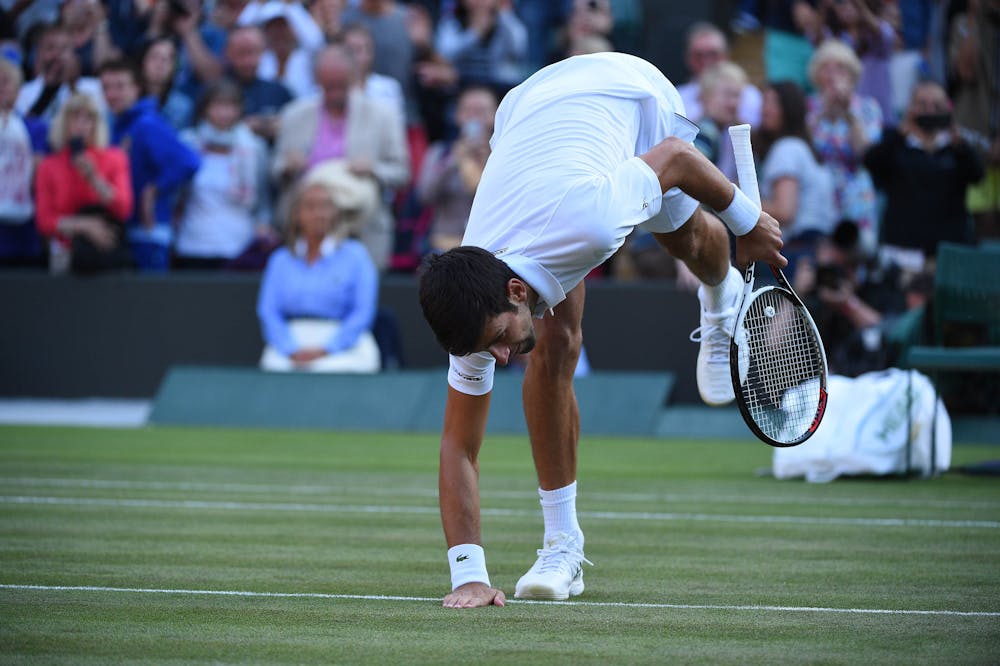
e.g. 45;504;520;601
514;574;584;601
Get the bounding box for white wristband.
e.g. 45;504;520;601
716;186;760;237
447;543;490;589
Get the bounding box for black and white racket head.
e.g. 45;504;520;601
730;283;828;447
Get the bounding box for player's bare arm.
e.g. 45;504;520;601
639;137;786;268
439;386;505;608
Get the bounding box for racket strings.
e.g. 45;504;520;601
738;291;824;443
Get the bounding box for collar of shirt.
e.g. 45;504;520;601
294;234;340;259
905;131;950;152
499;254;564;317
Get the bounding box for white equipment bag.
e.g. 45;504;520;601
772;368;951;482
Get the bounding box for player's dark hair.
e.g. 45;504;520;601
418;246;518;356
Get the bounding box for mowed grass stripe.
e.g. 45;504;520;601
3;477;999;510
3;584;998;617
3;426;999;664
3;495;999;529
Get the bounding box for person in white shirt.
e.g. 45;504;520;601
675;22;762;126
246;2;323;99
15;23;106;124
0;57;41;264
340;23;406;124
176;79;273;268
418;52;785;609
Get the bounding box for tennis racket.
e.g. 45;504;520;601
727;124;828;447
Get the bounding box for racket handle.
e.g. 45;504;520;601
728;124;761;209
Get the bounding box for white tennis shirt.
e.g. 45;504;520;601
449;52;699;395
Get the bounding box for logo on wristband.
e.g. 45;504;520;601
455;554;470;562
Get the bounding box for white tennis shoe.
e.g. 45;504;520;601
690;285;739;406
514;532;592;601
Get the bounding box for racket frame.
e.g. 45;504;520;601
730;261;829;447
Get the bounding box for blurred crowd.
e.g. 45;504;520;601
0;0;996;375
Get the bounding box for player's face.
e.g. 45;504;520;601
477;302;536;366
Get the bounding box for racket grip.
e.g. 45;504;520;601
728;124;761;209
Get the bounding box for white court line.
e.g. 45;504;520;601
2;584;997;617
2;496;998;529
1;478;998;510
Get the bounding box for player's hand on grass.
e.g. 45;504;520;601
735;212;786;270
442;582;506;609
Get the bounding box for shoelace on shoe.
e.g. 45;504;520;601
533;534;594;575
689;306;737;364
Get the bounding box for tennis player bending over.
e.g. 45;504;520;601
419;52;786;609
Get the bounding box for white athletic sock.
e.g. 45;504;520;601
699;265;742;312
539;481;582;545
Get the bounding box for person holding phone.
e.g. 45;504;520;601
863;81;984;271
34;93;133;273
416;85;498;252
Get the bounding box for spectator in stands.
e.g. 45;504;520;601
311;0;348;42
241;1;324;99
408;2;460;144
820;0;898;125
34;92;133;274
15;23;106;127
951;0;1000;242
693;61;748;182
58;0;120;77
565;32;613;58
434;0;529;96
794;220;907;376
341;23;406;123
175;79;274;270
138;36;193;131
143;0;226;102
1;0;60;44
552;0;615;63
106;0;153;58
756;80;836;255
760;0;821;91
100;58;200;272
0;56;43;266
257;180;380;373
864;81;984;272
273;44;409;271
807;39;882;252
239;0;325;53
224;25;293;143
417;85;498;252
514;0;570;72
676;22;762;125
341;0;417;126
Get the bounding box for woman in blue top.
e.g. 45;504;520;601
257;181;381;373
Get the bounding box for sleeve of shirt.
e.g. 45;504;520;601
103;148;134;223
435;18;480;60
762;139;806;183
256;252;298;356
448;352;496;396
33;158;60;238
326;245;378;354
142;118;202;194
284;2;325;52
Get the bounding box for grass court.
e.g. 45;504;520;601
1;425;998;664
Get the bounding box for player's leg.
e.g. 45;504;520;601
654;208;744;405
516;281;591;600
